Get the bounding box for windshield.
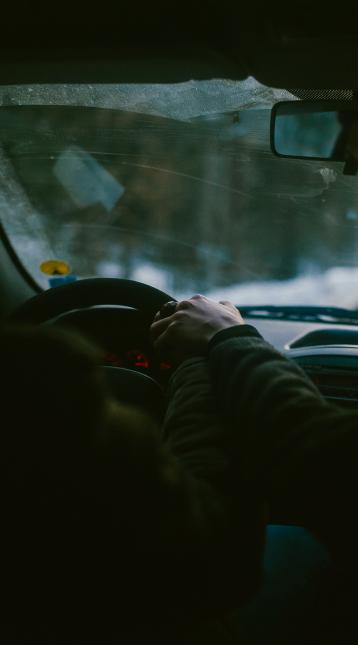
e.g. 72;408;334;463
1;79;358;308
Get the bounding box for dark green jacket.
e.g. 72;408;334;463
158;355;266;619
206;324;358;562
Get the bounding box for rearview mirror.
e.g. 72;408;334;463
271;100;358;174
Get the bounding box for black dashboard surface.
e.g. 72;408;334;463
50;306;358;407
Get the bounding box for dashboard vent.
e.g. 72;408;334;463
290;352;358;408
289;328;358;349
303;366;358;408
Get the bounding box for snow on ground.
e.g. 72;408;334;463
205;267;358;309
87;263;358;310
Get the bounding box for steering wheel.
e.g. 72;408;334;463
10;277;173;324
10;278;175;421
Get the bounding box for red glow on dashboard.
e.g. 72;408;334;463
103;350;172;373
129;351;150;370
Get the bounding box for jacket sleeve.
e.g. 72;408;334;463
207;326;358;554
157;357;266;614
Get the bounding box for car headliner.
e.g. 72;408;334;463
0;2;357;88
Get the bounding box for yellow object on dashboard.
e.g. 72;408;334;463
40;260;71;276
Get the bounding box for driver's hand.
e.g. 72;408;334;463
150;294;244;359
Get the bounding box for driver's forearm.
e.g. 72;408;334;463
208;330;327;480
161;357;266;608
208;330;358;544
162;357;231;486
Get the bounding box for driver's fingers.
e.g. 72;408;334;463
152;330;170;351
153;300;177;323
150;313;176;343
219;300;236;310
219;300;244;323
151;325;176;351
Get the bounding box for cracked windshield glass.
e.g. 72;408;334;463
1;79;358;307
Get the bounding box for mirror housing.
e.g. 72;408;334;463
271;100;358;175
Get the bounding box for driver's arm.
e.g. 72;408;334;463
208;327;358;554
157;356;266;616
151;295;358;557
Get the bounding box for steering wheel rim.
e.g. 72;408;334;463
9;278;174;421
9;278;174;324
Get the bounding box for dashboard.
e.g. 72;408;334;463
102;348;172;377
50;306;175;385
254;317;358;408
50;305;358;408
